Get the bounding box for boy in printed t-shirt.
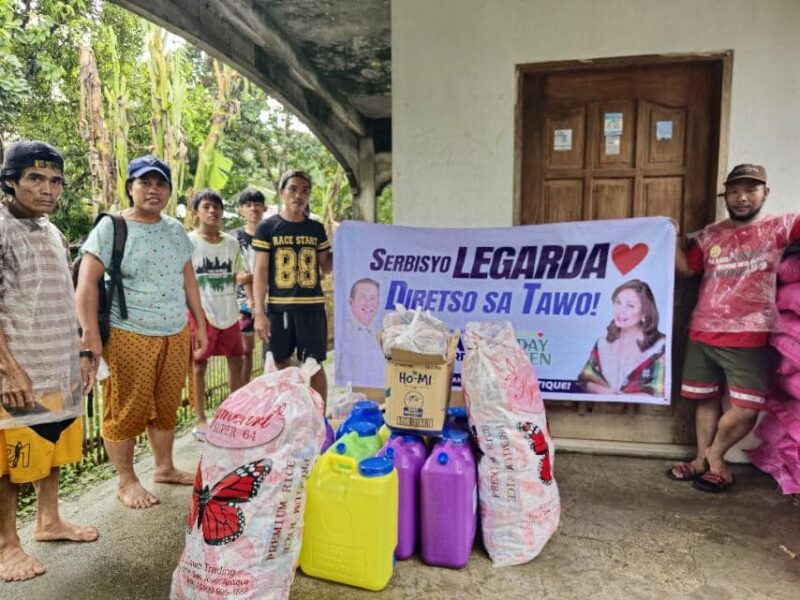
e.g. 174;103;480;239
188;189;250;438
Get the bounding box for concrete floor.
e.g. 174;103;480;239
5;431;800;600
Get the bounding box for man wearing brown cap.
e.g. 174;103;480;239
669;164;800;492
0;141;98;581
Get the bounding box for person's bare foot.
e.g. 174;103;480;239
0;545;45;582
705;450;732;482
34;520;99;543
668;456;707;480
153;466;194;486
117;480;159;509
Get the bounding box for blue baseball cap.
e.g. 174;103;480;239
126;155;172;187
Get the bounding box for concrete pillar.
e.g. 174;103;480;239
353;135;376;222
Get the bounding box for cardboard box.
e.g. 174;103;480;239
382;332;460;435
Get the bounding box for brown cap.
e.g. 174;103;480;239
724;163;767;185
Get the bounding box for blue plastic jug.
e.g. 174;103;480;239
336;400;384;440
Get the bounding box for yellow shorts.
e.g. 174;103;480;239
102;325;190;442
0;418;83;484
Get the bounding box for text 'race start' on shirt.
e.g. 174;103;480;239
253;215;330;311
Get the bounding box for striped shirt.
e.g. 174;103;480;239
0;205;82;428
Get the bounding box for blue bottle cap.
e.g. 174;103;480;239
441;428;469;444
359;456;394;477
447;406;467;419
385;447;395;458
437;452;449;465
335;442;347;454
353;400;379;412
351;421;378;437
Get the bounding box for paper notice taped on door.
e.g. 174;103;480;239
656;120;673;141
605;135;621;155
604;113;623;136
553;129;572;152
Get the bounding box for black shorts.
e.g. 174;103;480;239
268;309;327;363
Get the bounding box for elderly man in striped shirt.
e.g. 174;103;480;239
0;141;98;582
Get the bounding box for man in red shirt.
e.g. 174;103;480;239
670;164;800;492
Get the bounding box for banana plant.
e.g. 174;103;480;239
185;59;243;225
147;24;188;216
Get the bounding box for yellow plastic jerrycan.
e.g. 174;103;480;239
378;423;391;445
300;453;398;591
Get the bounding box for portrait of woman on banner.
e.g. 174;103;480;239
577;279;666;397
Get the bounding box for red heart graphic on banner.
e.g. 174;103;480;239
612;243;649;275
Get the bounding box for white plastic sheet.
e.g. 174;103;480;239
0;210;82;429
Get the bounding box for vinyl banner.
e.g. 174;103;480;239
334;217;675;404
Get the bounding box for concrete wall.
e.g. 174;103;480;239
392;0;800;226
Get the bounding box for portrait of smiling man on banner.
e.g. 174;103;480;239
337;277;386;387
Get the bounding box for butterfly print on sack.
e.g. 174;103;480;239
517;422;553;485
187;459;272;545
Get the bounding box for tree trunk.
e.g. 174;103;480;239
78;46;115;216
323;164;344;240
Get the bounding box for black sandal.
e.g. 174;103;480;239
693;471;734;493
666;462;701;481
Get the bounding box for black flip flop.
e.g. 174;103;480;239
693;471;734;493
666;462;701;482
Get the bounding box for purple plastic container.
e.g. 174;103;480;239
377;433;427;560
321;417;335;453
420;429;477;569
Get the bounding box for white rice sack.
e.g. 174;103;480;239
462;321;560;568
171;357;325;600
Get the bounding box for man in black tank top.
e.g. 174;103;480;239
252;170;332;403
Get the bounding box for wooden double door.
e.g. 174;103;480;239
519;58;725;447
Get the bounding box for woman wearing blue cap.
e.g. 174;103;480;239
76;155;208;509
